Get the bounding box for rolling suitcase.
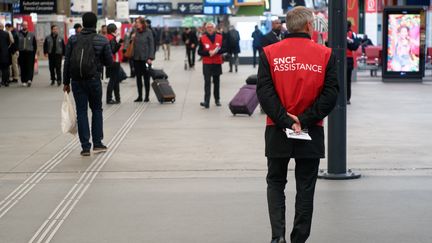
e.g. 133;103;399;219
152;79;176;104
149;68;168;80
229;85;259;116
245;74;258;85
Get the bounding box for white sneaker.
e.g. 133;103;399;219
22;83;27;87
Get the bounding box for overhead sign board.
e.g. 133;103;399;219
203;0;233;6
20;0;56;14
136;2;172;14
178;3;204;15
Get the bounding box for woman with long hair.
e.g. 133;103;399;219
132;17;155;102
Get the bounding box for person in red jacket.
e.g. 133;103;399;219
105;23;123;104
257;7;339;243
197;22;226;108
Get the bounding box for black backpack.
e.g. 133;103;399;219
70;33;97;81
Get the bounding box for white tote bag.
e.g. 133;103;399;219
61;92;77;135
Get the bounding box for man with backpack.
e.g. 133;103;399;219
63;12;113;156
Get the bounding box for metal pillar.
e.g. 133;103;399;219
318;0;361;180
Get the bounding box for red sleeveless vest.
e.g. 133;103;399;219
201;34;223;65
263;37;332;127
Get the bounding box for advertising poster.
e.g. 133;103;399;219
386;14;421;72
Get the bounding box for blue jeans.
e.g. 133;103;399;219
71;79;104;150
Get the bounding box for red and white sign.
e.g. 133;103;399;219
366;0;377;13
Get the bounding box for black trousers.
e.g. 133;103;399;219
134;60;150;99
106;63;121;102
187;47;196;67
253;46;261;67
1;67;10;85
204;74;220;104
267;157;320;243
129;58;135;77
19;51;35;83
347;57;354;102
48;54;62;84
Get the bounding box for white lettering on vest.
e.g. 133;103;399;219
272;56;322;73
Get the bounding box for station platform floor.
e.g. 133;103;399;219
0;46;431;243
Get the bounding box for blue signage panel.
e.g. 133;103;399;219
178;3;203;15
203;0;233;6
203;5;229;15
137;3;172;14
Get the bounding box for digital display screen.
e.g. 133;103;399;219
386;14;421;72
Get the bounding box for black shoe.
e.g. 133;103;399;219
229;69;233;73
347;100;351;105
1;82;9;87
270;237;286;243
215;101;221;107
12;79;18;83
200;102;209;109
57;82;61;87
235;67;238;72
80;150;91;156
134;98;143;102
50;81;55;86
144;98;150;102
115;100;121;104
93;145;108;154
107;100;117;105
27;81;32;87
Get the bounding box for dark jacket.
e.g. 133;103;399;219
9;30;19;54
133;28;155;61
43;34;65;56
182;30;198;49
257;33;339;158
227;29;240;54
63;28;113;85
261;31;281;48
18;30;37;53
0;30;11;68
161;30;172;44
252;29;263;48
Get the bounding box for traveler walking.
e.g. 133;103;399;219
251;25;263;68
132;17;155;102
182;27;198;69
0;23;11;87
197;22;226;109
146;19;159;56
106;23;122;104
161;26;172;60
63;12;113;156
5;23;19;83
44;25;65;86
227;25;240;73
18;21;37;87
257;7;339;243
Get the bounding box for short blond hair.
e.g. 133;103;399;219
286;6;314;33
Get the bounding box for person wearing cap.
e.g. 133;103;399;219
63;12;113;156
257;7;339;243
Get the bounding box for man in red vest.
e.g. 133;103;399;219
197;22;226;108
257;7;339;243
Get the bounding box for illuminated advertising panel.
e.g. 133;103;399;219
383;7;426;80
